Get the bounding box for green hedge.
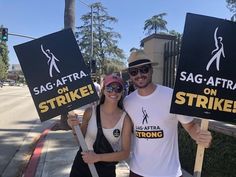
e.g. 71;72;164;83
179;125;236;177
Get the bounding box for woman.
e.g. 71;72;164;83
67;74;132;177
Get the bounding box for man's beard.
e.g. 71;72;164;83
134;76;152;89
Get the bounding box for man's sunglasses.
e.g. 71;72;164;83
128;65;151;76
105;83;123;93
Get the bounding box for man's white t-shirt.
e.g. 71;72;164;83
124;84;193;177
93;82;101;95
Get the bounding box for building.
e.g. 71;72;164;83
140;33;176;84
7;64;24;82
10;64;22;71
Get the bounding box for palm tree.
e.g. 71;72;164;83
60;0;76;130
64;0;75;30
144;13;168;35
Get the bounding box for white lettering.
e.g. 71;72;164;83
33;82;53;95
32;71;88;95
179;71;203;84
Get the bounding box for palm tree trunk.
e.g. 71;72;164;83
64;0;75;30
60;0;76;129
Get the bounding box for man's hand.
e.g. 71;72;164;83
182;121;212;148
195;129;212;148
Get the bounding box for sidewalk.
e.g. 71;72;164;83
33;130;129;177
1;118;58;177
21;106;192;177
22;106;130;177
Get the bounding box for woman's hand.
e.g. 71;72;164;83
81;151;100;164
67;111;82;137
67;111;81;128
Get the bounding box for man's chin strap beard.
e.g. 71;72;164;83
135;78;152;89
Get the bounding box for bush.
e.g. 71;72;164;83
179;124;236;177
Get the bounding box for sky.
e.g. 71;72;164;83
0;0;233;65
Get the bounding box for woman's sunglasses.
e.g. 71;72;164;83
128;65;151;77
105;83;123;93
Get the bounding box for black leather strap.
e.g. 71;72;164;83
96;105;102;130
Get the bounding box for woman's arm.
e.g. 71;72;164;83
67;107;92;136
80;107;92;135
82;114;133;163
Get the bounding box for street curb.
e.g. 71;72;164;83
22;123;56;177
1;119;58;177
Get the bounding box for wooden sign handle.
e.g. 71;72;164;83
193;119;209;177
74;125;99;177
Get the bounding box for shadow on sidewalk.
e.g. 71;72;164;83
34;129;130;177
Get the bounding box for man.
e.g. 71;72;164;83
123;49;212;177
93;78;101;96
91;78;101;107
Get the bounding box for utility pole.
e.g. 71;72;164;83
91;5;93;60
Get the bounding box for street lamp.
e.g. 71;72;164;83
79;0;93;73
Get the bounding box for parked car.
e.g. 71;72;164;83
2;82;9;86
9;81;16;86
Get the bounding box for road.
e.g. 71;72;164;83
0;86;40;175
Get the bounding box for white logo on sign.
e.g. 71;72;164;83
206;27;225;71
41;44;61;77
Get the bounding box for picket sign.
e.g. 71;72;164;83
193;119;209;177
74;125;99;177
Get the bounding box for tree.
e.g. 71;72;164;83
105;59;125;75
169;30;182;39
226;0;236;21
129;47;139;52
76;2;125;75
226;0;236;13
144;13;168;35
64;0;75;30
0;41;9;81
60;0;75;130
168;30;182;51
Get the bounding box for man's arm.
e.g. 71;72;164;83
181;120;212;148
